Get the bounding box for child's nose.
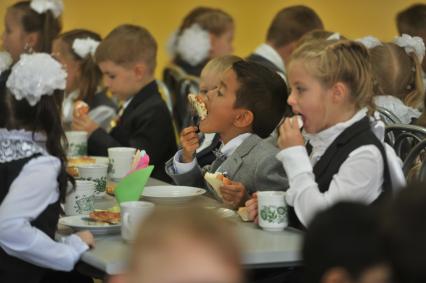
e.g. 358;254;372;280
287;91;297;107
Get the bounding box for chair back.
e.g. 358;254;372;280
385;124;426;162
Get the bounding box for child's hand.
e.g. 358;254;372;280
245;193;259;223
180;126;200;163
76;230;95;248
277;117;304;149
220;180;247;209
72;113;99;135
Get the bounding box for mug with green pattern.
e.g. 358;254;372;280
258;191;288;231
77;164;108;198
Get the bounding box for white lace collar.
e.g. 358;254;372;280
254;43;286;74
304;108;368;161
0;129;47;163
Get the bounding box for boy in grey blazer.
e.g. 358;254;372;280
165;60;288;208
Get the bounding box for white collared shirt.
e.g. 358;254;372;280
254;43;286;75
173;133;252;174
276;108;405;227
0;130;89;271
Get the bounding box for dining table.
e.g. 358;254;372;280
58;178;303;277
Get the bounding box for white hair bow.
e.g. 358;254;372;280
394;34;425;62
30;0;64;18
6;53;67;106
176;24;211;66
0;52;13;76
356;36;382;49
72;38;100;59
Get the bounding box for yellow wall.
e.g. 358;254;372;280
0;0;421;77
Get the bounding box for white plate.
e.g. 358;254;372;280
59;215;121;235
91;156;110;165
141;186;206;204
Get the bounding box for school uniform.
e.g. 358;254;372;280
88;80;177;182
277;108;405;228
0;129;89;283
173;56;207;77
165;133;288;200
247;43;286;79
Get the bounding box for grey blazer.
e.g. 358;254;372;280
165;135;288;199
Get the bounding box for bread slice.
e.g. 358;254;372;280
237;207;250;222
204;172;232;199
188;93;208;120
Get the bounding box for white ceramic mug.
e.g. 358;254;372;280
121;201;155;242
257;191;288;232
108;147;136;181
64;180;96;216
66;131;88;156
77;164;108;198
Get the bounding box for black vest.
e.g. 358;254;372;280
288;117;391;229
0;154;61;283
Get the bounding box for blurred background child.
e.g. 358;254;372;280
52;29;117;130
109;205;243;283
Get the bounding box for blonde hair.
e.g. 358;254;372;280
130;205;241;272
297;29;346;48
290;40;375;113
370;42;424;108
95;24;157;74
201;55;242;78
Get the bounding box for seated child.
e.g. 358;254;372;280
304;202;390;283
166;60;288;208
109;205;243;283
0;53;94;283
1;0;62;87
368;35;425;124
52;29;117;130
170;6;235;77
396;4;426;89
192;55;242;167
72;24;177;182
246;40;405;227
247;5;324;77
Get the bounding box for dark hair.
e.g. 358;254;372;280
0;88;71;203
231;60;288;138
303;202;386;283
267;5;323;48
95;24;157;74
9;1;62;53
56;29;103;104
396;4;426;36
381;183;426;283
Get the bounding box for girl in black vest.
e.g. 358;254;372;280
0;53;94;283
246;40;404;228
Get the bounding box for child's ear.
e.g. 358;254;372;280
133;63;148;81
331;82;350;104
25;32;39;51
233;109;254;129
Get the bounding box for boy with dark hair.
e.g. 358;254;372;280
166;60;288;208
304;202;390;283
